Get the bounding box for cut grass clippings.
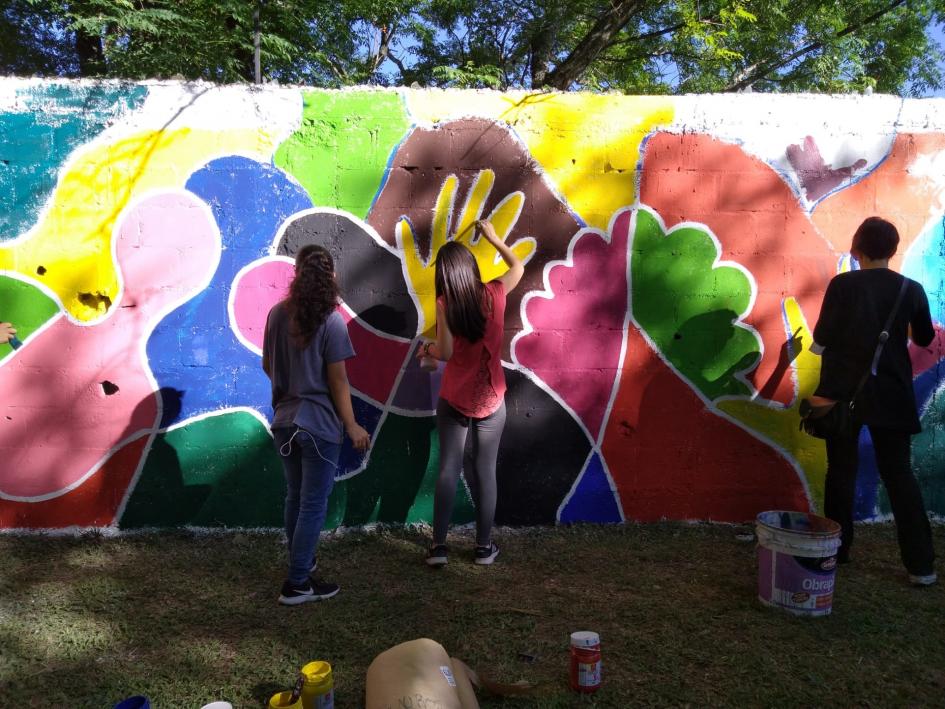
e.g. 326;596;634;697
1;522;944;707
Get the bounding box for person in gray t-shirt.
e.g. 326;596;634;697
263;245;370;605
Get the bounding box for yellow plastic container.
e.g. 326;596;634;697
268;691;303;709
300;661;334;709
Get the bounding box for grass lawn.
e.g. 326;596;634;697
1;522;944;708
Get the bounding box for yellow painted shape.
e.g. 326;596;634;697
397;169;536;337
405;91;674;230
717;297;828;511
0;127;277;321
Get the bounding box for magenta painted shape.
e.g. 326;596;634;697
232;259;294;350
0;192;219;499
514;216;630;440
231;257;409;405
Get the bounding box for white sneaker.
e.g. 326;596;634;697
908;573;938;587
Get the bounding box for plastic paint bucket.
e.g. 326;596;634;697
268;691;303;709
113;697;150;709
300;660;334;709
756;510;841;616
199;703;233;709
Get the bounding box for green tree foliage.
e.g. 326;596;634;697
2;0;943;95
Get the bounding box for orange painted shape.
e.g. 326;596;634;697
813;133;945;269
639;132;838;405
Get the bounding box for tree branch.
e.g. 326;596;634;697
724;0;907;91
544;0;645;89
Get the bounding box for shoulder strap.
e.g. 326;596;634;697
869;275;910;376
851;275;910;400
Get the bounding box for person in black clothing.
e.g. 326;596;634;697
811;216;937;586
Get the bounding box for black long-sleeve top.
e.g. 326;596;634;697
812;268;935;433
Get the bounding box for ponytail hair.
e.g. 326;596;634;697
286;244;339;348
434;241;487;342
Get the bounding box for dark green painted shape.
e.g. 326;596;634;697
0;83;148;241
631;208;761;400
122;409;473;530
0;275;59;359
273;91;410;219
324;412;474;529
120;412;285;529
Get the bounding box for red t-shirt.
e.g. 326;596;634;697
438;280;507;418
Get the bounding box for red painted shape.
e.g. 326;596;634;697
0;438;147;528
639;132;838;404
601;325;809;522
339;308;410;404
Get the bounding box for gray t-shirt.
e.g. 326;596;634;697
263;302;355;442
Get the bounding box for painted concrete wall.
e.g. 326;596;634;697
1;79;943;530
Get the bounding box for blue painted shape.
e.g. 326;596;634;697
902;216;945;325
339;397;384;477
853;427;880;521
0;83;147;240
147;157;313;426
559;452;622;523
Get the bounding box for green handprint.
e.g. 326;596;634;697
396;168;536;337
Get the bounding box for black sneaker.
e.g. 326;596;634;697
278;578;340;605
425;544;449;567
474;541;499;565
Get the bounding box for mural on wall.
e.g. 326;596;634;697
0;79;943;530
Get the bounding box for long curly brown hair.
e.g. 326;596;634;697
286;244;340;348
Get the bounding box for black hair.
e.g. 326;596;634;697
434;241;488;342
852;217;899;261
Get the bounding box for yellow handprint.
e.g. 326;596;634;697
396;169;536;337
717;297;829;511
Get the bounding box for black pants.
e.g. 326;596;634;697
824;425;935;575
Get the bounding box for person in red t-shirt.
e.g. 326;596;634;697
419;220;524;567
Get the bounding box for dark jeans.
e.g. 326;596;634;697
433;398;507;547
272;426;340;585
824;425;935;576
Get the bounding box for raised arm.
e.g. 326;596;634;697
477;219;524;293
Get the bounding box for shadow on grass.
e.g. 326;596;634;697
1;523;944;708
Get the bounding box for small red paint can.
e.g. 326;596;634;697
569;631;601;693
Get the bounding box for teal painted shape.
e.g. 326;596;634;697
902;217;945;325
881;380;945;517
0;83;148;241
119;411;285;529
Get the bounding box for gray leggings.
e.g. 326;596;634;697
433;398;507;546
